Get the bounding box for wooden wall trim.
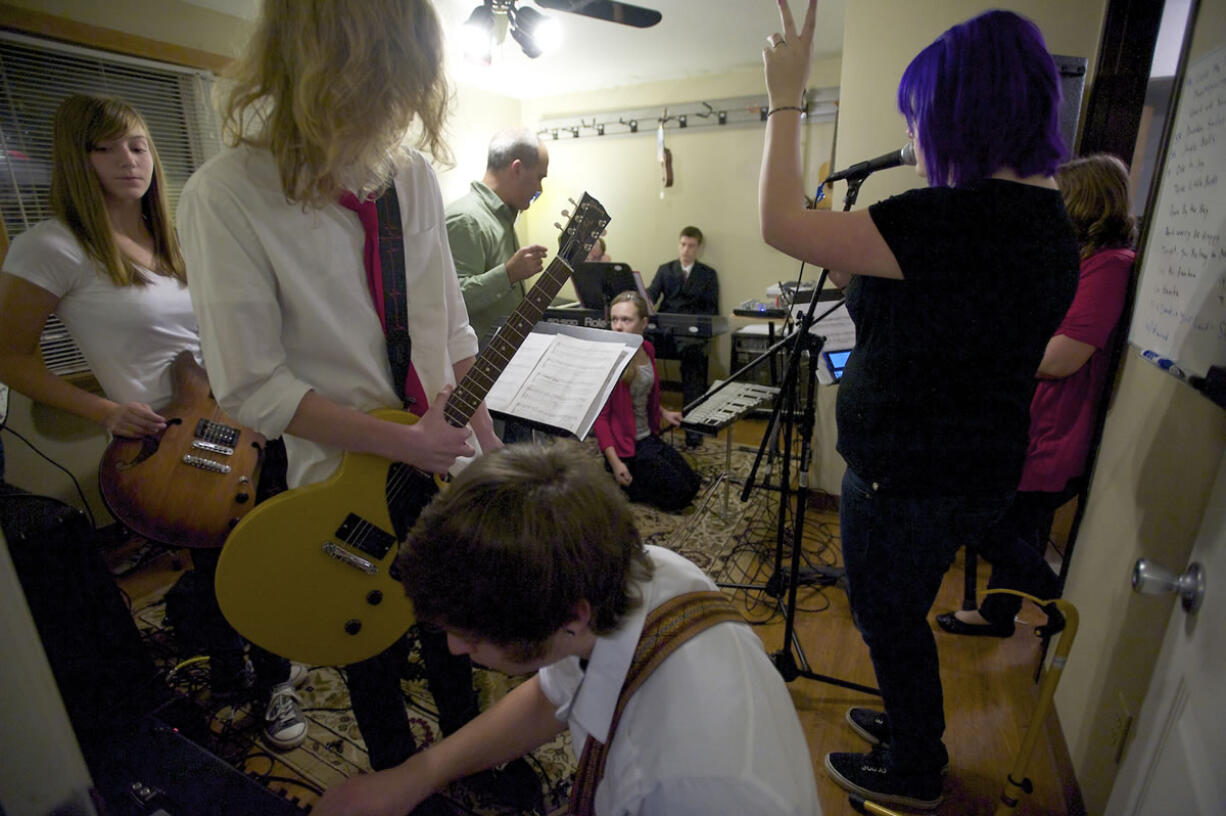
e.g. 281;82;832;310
0;3;232;73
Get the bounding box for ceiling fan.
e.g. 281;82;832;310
462;1;662;62
533;0;662;28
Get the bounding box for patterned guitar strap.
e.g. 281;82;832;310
567;590;745;816
339;185;429;415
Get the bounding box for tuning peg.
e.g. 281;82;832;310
560;209;570;218
568;197;578;207
554;222;564;231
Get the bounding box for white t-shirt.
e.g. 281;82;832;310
538;546;821;816
2;218;200;409
177;146;479;488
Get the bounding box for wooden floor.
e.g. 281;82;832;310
717;416;1081;816
111;413;1083;815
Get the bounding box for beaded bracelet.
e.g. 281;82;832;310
767;106;804;117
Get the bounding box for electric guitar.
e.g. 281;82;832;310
98;350;266;549
214;193;610;666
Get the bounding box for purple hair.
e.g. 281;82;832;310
897;9;1066;187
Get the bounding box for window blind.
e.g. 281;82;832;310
0;31;220;376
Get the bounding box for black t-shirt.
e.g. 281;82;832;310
836;179;1079;494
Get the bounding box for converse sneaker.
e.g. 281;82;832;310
845;709;950;774
263;683;306;751
825;749;944;810
288;662;309;689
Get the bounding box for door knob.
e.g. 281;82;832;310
1131;558;1205;613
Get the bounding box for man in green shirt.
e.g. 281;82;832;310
445;129;550;345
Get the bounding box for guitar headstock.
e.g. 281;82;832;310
555;193;610;268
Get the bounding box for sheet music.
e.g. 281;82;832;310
793;302;856;350
487;332;634;437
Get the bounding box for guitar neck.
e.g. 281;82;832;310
443;256;574;428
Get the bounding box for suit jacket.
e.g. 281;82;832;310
647;260;719;315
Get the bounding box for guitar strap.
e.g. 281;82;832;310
567;590;744;816
340;186;429;416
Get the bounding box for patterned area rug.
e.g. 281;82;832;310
126;436;803;814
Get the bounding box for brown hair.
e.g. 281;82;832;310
398;441;653;662
1056;154;1136;260
221;0;451;206
50;94;185;286
679;225;704;244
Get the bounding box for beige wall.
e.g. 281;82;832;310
515;59;843;393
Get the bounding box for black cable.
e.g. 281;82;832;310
0;423;97;529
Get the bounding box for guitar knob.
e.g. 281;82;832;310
235;492;250;503
344;619;362;636
366;590;383;606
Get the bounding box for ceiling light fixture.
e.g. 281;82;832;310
463;1;562;63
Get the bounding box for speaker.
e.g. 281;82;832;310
0;484;166;762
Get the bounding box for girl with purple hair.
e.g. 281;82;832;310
760;2;1079;809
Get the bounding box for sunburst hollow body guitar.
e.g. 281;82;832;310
215;193;610;666
99;350;266;549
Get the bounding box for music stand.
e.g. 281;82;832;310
571;261;637;313
719;176;881;697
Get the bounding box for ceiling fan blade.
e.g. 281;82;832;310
534;0;662;28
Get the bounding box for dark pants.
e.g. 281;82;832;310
192;547;290;696
344;626;478;770
839;468;1012;775
622;434;701;511
677;339;710;446
976;483;1079;624
194;437;291;695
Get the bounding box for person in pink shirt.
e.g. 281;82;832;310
938;153;1136;637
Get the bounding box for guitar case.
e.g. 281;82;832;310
0;483;168;762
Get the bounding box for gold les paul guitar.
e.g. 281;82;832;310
214;193;610;666
99;350;266;549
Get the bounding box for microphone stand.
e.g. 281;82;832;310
722;174;880;695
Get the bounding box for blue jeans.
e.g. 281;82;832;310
839;468;1012;774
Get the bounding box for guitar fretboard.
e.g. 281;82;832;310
442;257;574;429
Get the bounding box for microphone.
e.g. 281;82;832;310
823;143;916;184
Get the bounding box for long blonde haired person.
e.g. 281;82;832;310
0;94;193;438
178;0;502;781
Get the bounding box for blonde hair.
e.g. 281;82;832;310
609;290;647;320
49;95;185;287
1056;154;1136;260
221;0;451;206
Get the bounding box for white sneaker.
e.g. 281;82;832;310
288;662;309;689
263;683;306;751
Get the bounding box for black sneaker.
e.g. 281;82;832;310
847;707;889;746
845;709;950;774
825;749;944;810
211;657;256;703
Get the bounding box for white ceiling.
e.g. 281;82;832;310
183;0;846;99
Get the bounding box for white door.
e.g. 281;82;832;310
1105;454;1226;814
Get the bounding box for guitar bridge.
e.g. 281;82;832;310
192;439;235;456
322;542;377;575
182;454;231;474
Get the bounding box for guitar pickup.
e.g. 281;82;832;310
182;454;231;474
335;512;396;559
194;418;240;447
191;439;235;456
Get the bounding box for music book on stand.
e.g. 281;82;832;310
485;321;641;439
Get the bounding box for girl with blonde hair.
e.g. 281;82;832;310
593;290;700;511
0;94;191;438
179;0;501;776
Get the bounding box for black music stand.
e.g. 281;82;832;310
719;176;880;697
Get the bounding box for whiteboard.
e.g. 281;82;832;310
1127;42;1226;379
